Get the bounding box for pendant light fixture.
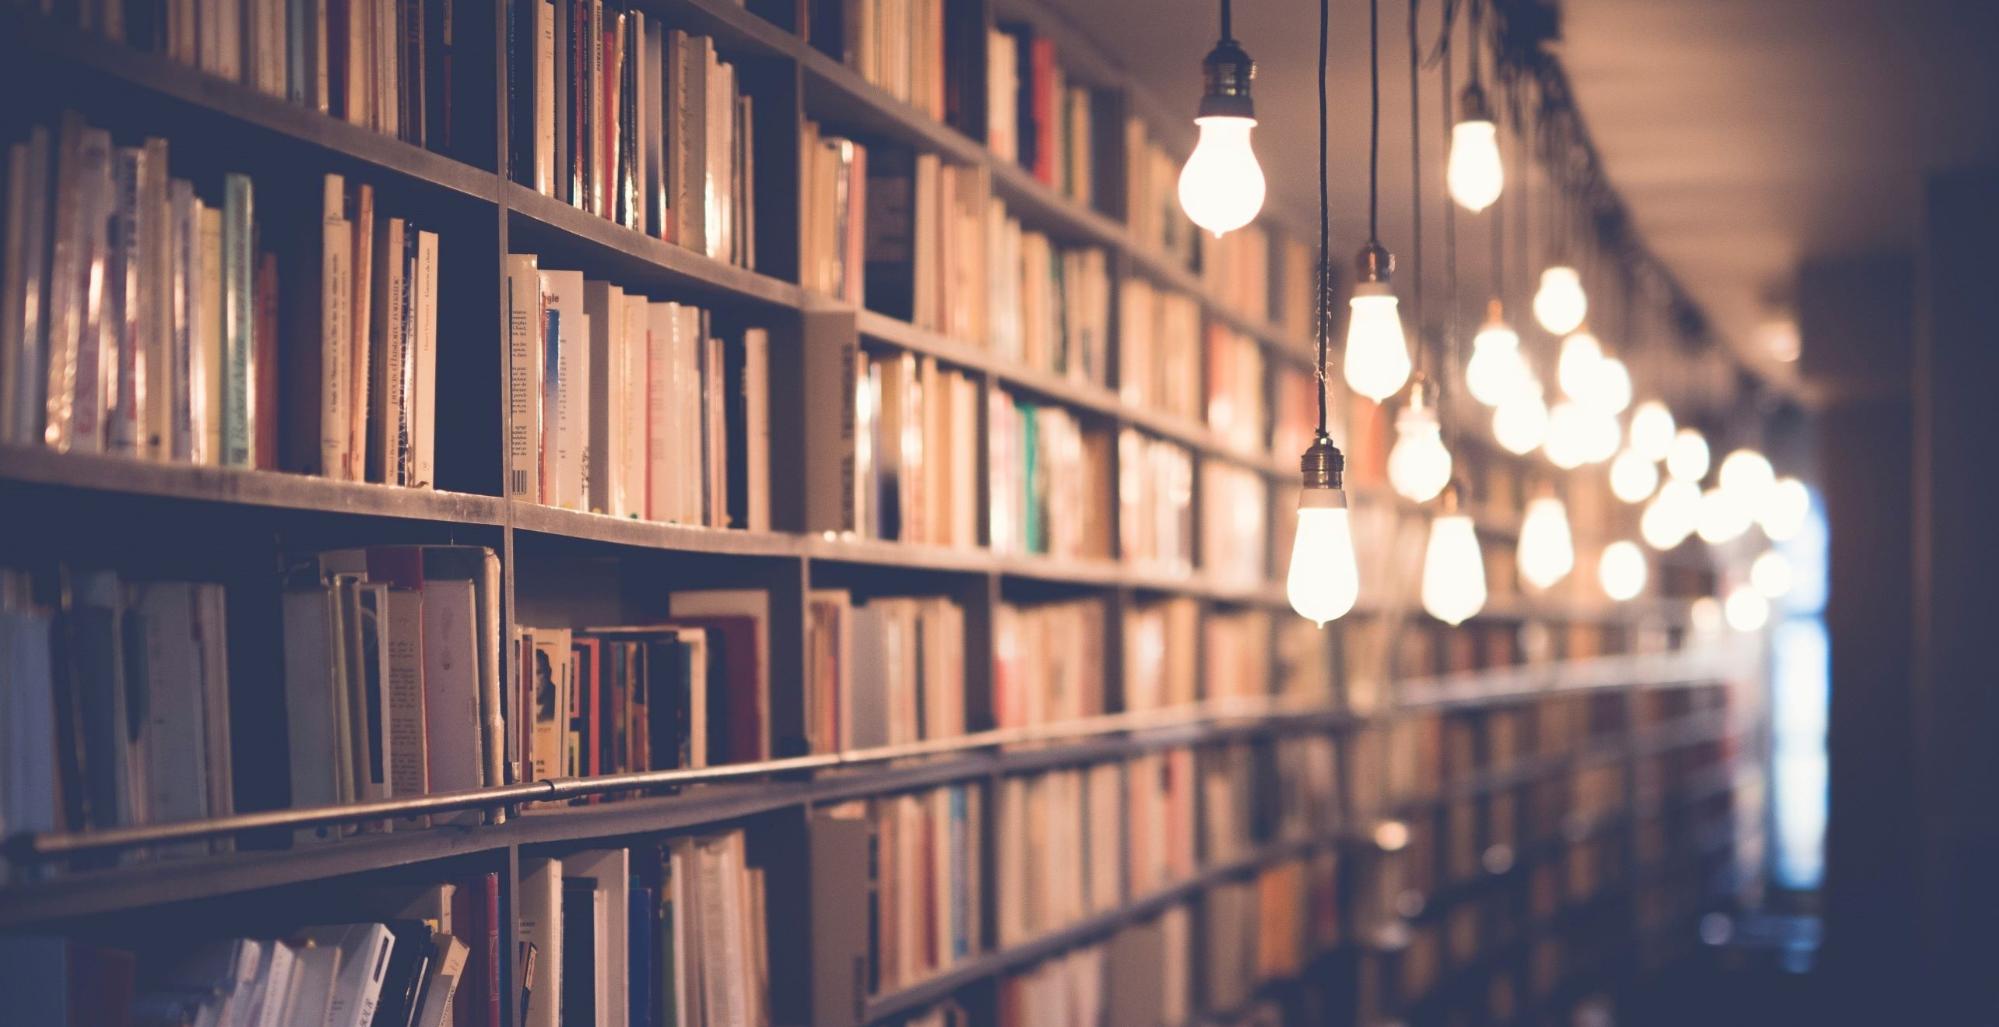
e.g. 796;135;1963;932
1641;478;1701;550
1467;300;1527;406
1534;265;1588;336
1421;22;1486;627
1759;476;1810;541
1178;0;1267;237
1446;0;1502;212
1492;377;1549;455
1342;0;1412;402
1609;447;1660;503
1598;539;1648;602
1388;19;1448;505
1556;329;1603;399
1518;491;1575;589
1628;400;1676;462
1665;426;1711;482
1718;447;1777;508
1286;0;1360;627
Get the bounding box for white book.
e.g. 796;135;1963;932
534;0;556;197
674;305;701;523
131;584;211;831
620;294;649;521
743;328;770;532
384;588;428;806
286;943;342;1027
318;175;353;479
537;270;587;510
583;280;625;516
282;588;343;825
294;924;393;1027
249;941;299;1027
644;302;674;521
369;218;406;484
0;611;58;865
518;858;562;1027
505;253;541;502
413;932;469;1027
567;849;631;1027
410;229;439;488
195;203;224;465
420;578;483;800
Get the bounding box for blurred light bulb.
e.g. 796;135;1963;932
1534;265;1588;335
1545;401;1591;470
1752;549;1793;598
1388;403;1452;503
1466;301;1527;406
1760;476;1810;541
1725;584;1770;632
1719;448;1777;508
1697;486;1752;544
1518;496;1575;589
1493;380;1549;455
1557;331;1603;399
1629;401;1676;462
1288;488;1360;626
1178;116;1266;237
1447;114;1503;212
1666;428;1710;482
1422;513;1487;625
1690;595;1724;635
1344;282;1411;401
1610;448;1660;503
1588;355;1633;414
1579;405;1622;464
1642;480;1702;550
1598;540;1648;601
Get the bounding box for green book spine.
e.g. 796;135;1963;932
221;173;255;466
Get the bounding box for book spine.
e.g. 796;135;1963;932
168;181;196;461
411;229;439;488
505;252;541;502
221;173;256;467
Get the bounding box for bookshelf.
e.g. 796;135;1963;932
0;2;1752;1025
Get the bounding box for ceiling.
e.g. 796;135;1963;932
1049;0;1999;411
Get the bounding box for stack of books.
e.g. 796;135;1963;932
992;596;1106;729
1116;277;1202;421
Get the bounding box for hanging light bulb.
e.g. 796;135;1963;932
1697;485;1752;544
1422;490;1487;625
1447;81;1502;213
1344;245;1412;401
1387;381;1451;502
1289;437;1361;626
1466;300;1527;406
1718;448;1777;509
1610;448;1660;503
1578;404;1622;464
1760;476;1810;541
1641;479;1701;550
1544;400;1591;470
1178;1;1265;237
1751;550;1794;599
1598;540;1648;601
1518;494;1575;589
1533;266;1588;335
1587;354;1632;414
1665;428;1710;482
1493;377;1549;455
1690;596;1724;635
1556;330;1602;399
1725;584;1770;632
1628;401;1675;462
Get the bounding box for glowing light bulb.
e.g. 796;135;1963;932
1518;495;1575;589
1718;448;1776;508
1466;301;1527;406
1611;448;1660;503
1287;488;1360;626
1725;584;1770;632
1545;401;1591;470
1533;265;1588;335
1588;355;1632;414
1629;401;1675;463
1751;550;1793;599
1493;380;1548;455
1557;331;1602;399
1447;100;1503;212
1178;116;1266;237
1666;428;1710;483
1598;540;1648;601
1388;403;1452;503
1344;282;1411;401
1578;405;1622;464
1690;596;1723;634
1760;476;1810;541
1697;486;1752;544
1422;513;1487;625
1641;479;1701;550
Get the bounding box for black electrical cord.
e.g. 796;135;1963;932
1442;1;1460;455
1409;0;1424;376
1316;0;1331;435
1368;0;1382;245
1220;0;1233;41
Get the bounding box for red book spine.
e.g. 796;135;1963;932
1030;38;1055;185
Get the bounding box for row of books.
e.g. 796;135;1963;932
987;396;1112;558
50;0;465;155
986;22;1105;209
992;596;1106;731
803;591;967;754
1204;607;1274;707
510;3;756;268
987;209;1110;384
2;117;441;484
0;570;233;865
504;255;770;529
1198;737;1341;867
1200;462;1270;587
518;830;769;1027
810;782;984;1006
1206;322;1266;455
0;874;500;1027
1116;276;1201;421
808;0;968;127
850;348;981;547
1123;597;1199;713
1117;430;1194;575
1201;221;1272;325
867;150;990;342
518;587;772;782
1122;117;1199;268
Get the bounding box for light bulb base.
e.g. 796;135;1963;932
1300;434;1346;491
1354;241;1394;285
1198;39;1256;119
1405;373;1431;411
1439;480;1464;513
1457;80;1494;124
